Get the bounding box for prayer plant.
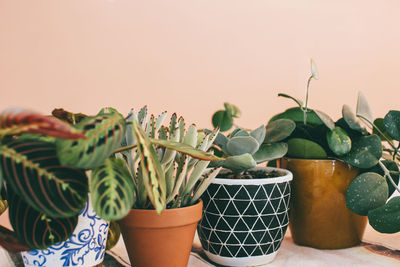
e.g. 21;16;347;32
0;107;222;252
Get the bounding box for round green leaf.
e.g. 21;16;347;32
269;107;323;125
223;102;241;118
341;135;382;169
223;153;257;173
383;110;400;141
346;172;388;216
264;119;296;143
226;136;260;156
326;127;351;156
212;110;233;132
287;138;327;159
369;160;400;196
253;143;288;163
368;196;400;234
373;118;393;141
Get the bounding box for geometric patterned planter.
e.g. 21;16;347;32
21;196;109;267
198;167;292;266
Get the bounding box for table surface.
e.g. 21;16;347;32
2;225;399;267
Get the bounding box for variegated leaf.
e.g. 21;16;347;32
90;158;135;221
131;120;166;214
0;108;85;139
56;112;126;169
0;139;88;218
151;139;224;161
8;192;78;250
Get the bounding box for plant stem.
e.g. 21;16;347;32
304;76;313;125
113;144;138;154
379;161;400;194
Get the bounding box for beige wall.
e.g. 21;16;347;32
1;0;399;129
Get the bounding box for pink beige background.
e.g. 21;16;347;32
0;1;399;231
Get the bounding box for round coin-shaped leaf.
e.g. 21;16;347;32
368;196;400;234
383;110;400;141
287;138;327;159
326;127;351;156
212;110;233;132
341;135;382;169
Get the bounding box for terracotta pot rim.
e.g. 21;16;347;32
119;200;203;229
214;167;292;185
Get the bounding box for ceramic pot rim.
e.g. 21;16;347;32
213;167;292;185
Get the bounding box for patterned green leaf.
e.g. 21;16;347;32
0;139;88;218
368;196;400;234
383;110;400;141
8;192;78;250
56;112;126;169
132;120;166;214
0;108;85;139
341;135;382;169
90;158;135;221
151;139;224;161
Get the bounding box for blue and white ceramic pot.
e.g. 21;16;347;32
21;197;109;267
198;167;293;267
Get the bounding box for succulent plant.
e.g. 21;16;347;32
210;119;295;174
119;106;223;213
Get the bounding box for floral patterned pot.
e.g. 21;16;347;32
21;197;109;267
198;167;292;267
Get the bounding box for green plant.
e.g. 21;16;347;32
211;103;241;132
210;119;295;175
272;59;400;234
119;107;223;213
0;106;222;251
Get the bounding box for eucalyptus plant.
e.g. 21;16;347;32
0;106;222;252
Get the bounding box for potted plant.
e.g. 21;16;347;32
197;117;295;266
113;107;223;267
272;59;399;249
0;106;223;267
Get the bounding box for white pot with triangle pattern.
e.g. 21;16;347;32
197;167;292;266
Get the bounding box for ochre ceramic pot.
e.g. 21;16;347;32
280;158;367;249
118;200;202;267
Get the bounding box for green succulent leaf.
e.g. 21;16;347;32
253;143;288;163
90;158;135;221
326;127;351;156
342;105;368;134
373;118;393;141
231;129;249;137
223;154;256;172
369;160;400;196
226;136;260;156
223;103;241;118
250;125;266;145
346;172;388;216
264;119;296;143
56;112;126;169
8;192;78;250
132;120;166;214
383;110;400;141
341;135;382;169
0;139;88;218
269;107;323;125
212;110;233;132
368;196;400;234
151;139;223;161
287;138;327;159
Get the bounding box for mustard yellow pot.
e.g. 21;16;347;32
280;158;367;249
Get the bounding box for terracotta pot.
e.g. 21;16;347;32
198;167;293;266
118;200;202;267
280;158;367;249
